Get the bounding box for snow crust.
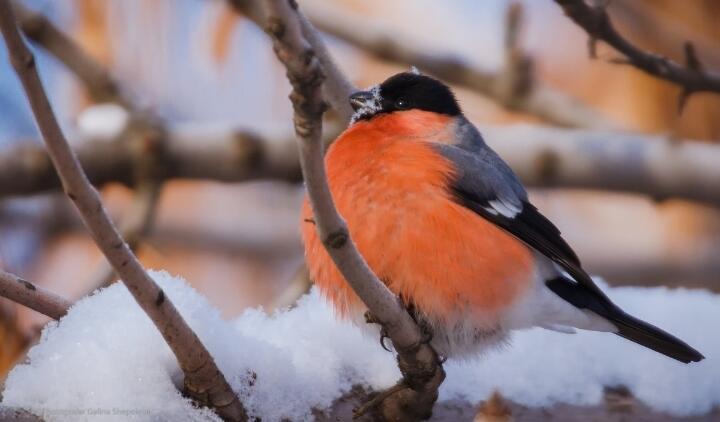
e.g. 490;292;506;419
2;271;717;421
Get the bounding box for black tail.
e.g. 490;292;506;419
547;277;704;364
610;310;704;364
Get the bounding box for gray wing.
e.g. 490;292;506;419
433;121;705;363
433;120;605;296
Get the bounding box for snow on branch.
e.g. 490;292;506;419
2;275;719;421
262;0;444;419
554;0;720;112
0;269;71;320
0;3;246;420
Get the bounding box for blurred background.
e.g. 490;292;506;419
0;0;718;387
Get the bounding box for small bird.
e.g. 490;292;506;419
301;71;704;363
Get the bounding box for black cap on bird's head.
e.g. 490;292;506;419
349;71;461;123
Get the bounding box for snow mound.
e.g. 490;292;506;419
2;271;718;421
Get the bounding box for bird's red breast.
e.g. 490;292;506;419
301;110;534;325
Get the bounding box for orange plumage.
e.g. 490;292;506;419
301;110;533;328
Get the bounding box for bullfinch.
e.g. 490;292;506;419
301;71;703;364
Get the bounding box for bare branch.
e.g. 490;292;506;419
0;3;246;420
12;1;129;107
482;124;720;205
263;0;444;419
0;269;71;320
554;0;720;109
84;181;162;294
227;0;356;123
4;123;720;206
0;128;301;197
294;4;619;130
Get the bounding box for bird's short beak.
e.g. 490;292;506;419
349;90;375;112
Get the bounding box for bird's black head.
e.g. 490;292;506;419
349;72;461;123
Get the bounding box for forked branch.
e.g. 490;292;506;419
0;3;246;420
554;0;720;111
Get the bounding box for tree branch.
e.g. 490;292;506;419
12;0;129;107
0;3;246;420
226;0;356;123
0;128;302;197
290;3;619;130
0;269;71;320
84;181;162;294
263;0;443;420
482;124;720;204
554;0;720;111
4;123;720;205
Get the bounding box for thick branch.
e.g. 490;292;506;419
554;0;720;101
0;269;71;320
0;4;246;420
0;129;301;197
3;124;720;206
263;0;443;420
482;124;720;204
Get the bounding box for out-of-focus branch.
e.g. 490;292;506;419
554;0;720;111
226;0;356;123
12;1;129;107
482;124;720;205
0;269;71;320
13;2;167;293
3;124;720;205
84;181;162;294
0;3;246;420
296;3;618;130
263;1;443;420
0;128;301;197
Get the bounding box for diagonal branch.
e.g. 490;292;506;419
0;269;71;320
0;3;246;420
263;1;444;420
12;0;129;107
287;3;619;130
554;0;720;110
226;0;355;124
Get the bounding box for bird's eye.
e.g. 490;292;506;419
395;98;409;109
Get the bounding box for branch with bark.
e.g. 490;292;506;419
263;0;444;420
12;0;129;107
0;127;301;197
0;3;246;420
0;269;71;320
482;124;720;205
553;0;720;111
3;123;720;205
273;1;619;130
13;1;170;294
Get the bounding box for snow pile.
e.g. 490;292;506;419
2;271;718;421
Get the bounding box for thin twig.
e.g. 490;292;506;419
263;1;444;420
0;3;246;420
554;0;720;111
85;181;162;294
0;269;72;320
13;0;129;107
